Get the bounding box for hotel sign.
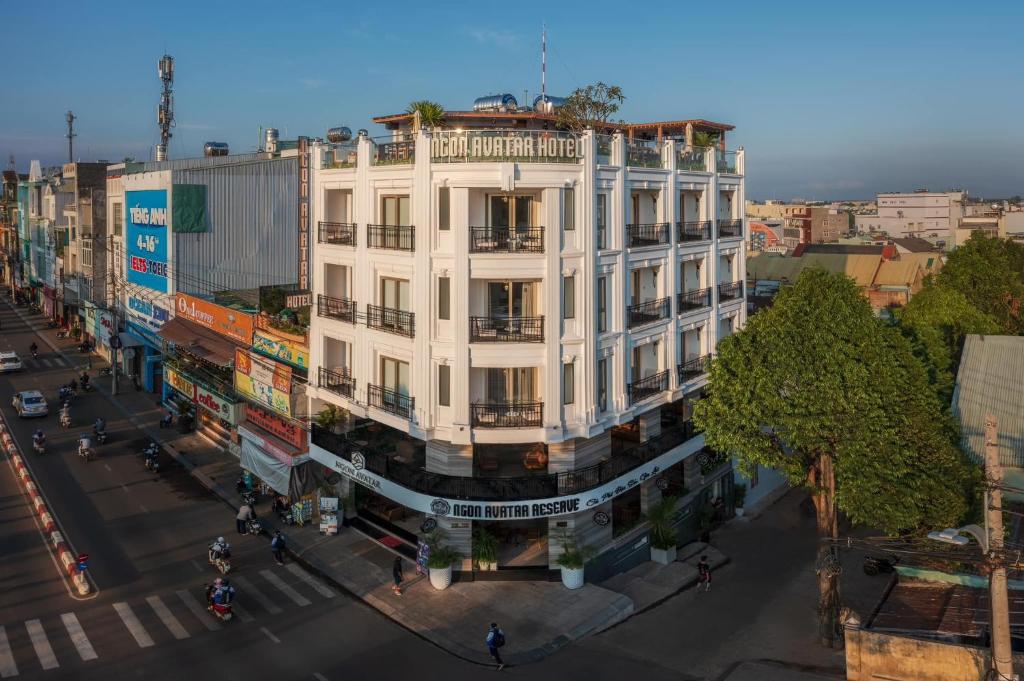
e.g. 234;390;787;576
430;131;583;163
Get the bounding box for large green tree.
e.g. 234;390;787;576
694;268;973;647
937;232;1024;334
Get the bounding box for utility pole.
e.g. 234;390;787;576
985;415;1016;681
65;111;76;163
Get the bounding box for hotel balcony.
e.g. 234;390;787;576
676;147;708;172
469;226;544;253
367;304;415;338
628;297;671;329
470;316;544;343
717;150;739;174
317;294;356;324
678;220;713;243
367;224;415;251
373;138;415;166
627;140;664;169
626;222;670;248
677;287;713;313
318;366;355;399
628;369;670;405
368;384;414;419
678;354;711;383
471;401;544;429
318;221;356;246
718;281;744;302
717;219;743;239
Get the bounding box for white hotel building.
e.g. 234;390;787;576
307;101;747;578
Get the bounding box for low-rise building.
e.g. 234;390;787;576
747;201;850;248
854;190;966;248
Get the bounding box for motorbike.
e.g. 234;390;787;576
78;341;93;353
59;411;72;429
144;451;160;472
863;554;899;576
209;551;232;575
245;517;263;536
77;445;95;462
58;387;74;403
93;429;107;445
33;440;45;455
80;380;93;393
204;585;234;622
46;319;57;328
241;490;257;508
55;330;68;339
99;367;112;377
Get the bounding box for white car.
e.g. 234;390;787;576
0;351;22;373
12;390;48;418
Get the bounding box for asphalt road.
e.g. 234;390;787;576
0;294;696;681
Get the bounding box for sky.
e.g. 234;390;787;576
1;0;1022;200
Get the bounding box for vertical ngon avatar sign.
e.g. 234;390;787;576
126;190;170;293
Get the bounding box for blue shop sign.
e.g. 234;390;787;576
126;190;170;293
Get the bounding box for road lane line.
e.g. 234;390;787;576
259;569;312;607
175;590;221;631
103;464;112;472
139;504;149;514
232;575;282;614
259;627;280;644
60;613;97;661
313;673;329;681
40;358;53;368
113;602;155;648
231;601;255;623
285;563;336;599
189;559;203;573
0;626;18;678
120;484;129;494
146;595;190;640
25;619;58;670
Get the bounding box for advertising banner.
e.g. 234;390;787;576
244;403;306;449
252;329;309;370
175;293;255;344
165;366;197;400
196;385;242;426
234;349;292;417
126;190;170;293
127;294;171;331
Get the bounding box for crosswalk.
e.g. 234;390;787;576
0;566;338;676
19;356;69;371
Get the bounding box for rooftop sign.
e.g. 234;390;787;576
430;130;582;164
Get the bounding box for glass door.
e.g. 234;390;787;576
381;357;410;396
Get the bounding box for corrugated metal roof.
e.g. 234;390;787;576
747;253;880;287
128;153;274;174
953;335;1024;468
874;259;921;287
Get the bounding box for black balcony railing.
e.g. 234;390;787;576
626;223;670;247
368;384;414;419
469;226;544;253
678;220;712;242
677;287;713;313
628;369;670;405
718;281;744;302
318;366;355;399
717;219;743;239
367;304;415;337
311;419;696;502
318;221;356;246
368;224;415;251
471;402;544;428
317;294;356;323
470;316;544;343
678;355;711;383
627;297;671;328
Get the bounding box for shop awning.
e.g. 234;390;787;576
157;317;241;367
118;331;147;348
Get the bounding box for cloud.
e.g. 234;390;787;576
464;27;520;48
300;77;325;90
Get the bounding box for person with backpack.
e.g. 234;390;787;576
486;622;506;670
271;531;286;566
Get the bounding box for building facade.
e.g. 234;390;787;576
854;190;966;248
747;201;848;249
306;108;747;576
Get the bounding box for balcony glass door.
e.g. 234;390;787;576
489;195;534;232
488;281;535;318
381;357;410;397
486;368;534;404
381;196;410;226
381;277;411;311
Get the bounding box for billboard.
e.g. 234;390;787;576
176;293;255;344
252;329;309;370
126;190;170;293
234;348;292;417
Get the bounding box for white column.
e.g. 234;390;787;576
664;139;679;388
736;148;748;329
412;130;433;435
612;133;629;410
580;130;598;426
543;186;562;429
451;187;471;442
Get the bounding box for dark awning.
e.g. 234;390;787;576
157;317;241;367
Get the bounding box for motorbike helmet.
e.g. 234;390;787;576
217;536;225;544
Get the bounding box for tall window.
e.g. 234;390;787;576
438;187;450;231
597;276;607;332
489;195;533;228
438;364;451;406
381;195;410;226
380;277;411;311
380;357;410;395
488;281;535;317
438;276;450;320
486;368;534;403
597;194;607;249
562;362;575;405
113;202;123;237
562;275;575;319
598;358;608;412
563;187;575;231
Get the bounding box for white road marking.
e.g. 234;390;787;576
60;613;97;661
139;504;149;514
189;559;203;573
40;359;53;368
103;464;112;472
232;575;282;614
120;484;129;494
285;563;336;598
175;589;221;631
231;601;255;623
0;625;18;678
25;619;58;670
259;569;312;607
113;602;155;648
146;595;190;640
313;673;329;681
259;627;280;644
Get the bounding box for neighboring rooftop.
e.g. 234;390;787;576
891;237;939;253
953;335;1024;469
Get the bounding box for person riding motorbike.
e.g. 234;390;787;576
208;537;231;564
77;434;94;460
215;579;235;605
32;429;46;452
93;417;105;435
80;371;91;391
59;402;71;427
205;578;224;607
29;342;38;358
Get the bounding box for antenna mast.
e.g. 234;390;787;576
541;24;547;104
65;111;76;163
157;54;175;161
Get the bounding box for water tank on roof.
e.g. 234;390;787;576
532;95;566;113
473;93;518;112
265;128;279;153
203;142;229;157
326;127;352;143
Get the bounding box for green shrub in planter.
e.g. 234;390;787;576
472;527;499;570
646;496;679;550
425;530;461;569
732;483;747;509
555;533;597;569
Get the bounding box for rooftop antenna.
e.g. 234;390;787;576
65;111;76;163
541;23;547;105
7;154;14;171
156;54;175;161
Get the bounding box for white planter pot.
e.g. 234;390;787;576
735;507;746;518
560;566;585;589
429;565;453;590
651;546;678;565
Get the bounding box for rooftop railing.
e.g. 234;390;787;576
318;221;356;246
373;138;415;166
627;297;671;328
471;401;544;429
717;150;739;174
627;139;664;169
367;224;415;251
628;369;670;405
626;222;670;247
676;147;708;172
469;226;544;253
678;220;713;242
322;143;358;169
430;129;583;164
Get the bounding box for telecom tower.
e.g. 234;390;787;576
65;111;76;163
156;54;175;161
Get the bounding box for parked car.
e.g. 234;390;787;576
12;390;48;418
0;351;23;373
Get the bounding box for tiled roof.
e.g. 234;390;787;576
953;335;1024;468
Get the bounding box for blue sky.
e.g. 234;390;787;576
2;0;1022;200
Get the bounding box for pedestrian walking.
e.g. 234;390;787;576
392;556;404;596
271;530;286;566
486;622;506;670
697;555;712;592
236;503;254;535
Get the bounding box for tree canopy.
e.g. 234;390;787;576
936;232;1024;334
555;82;625;132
